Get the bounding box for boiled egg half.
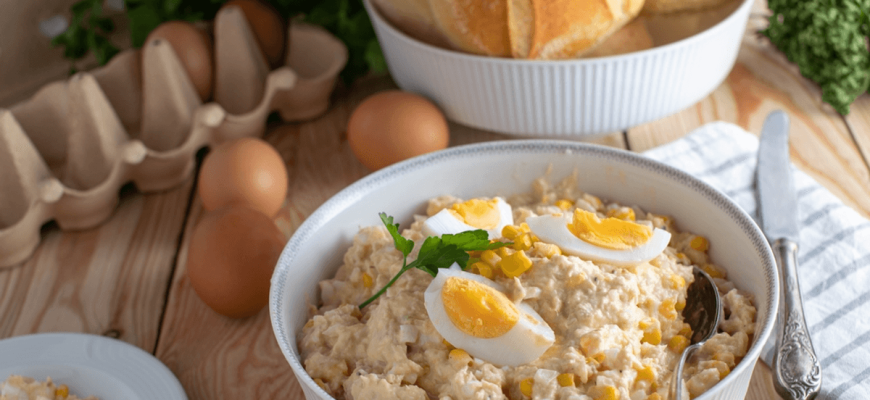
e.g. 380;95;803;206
422;197;513;239
525;209;671;266
424;266;554;366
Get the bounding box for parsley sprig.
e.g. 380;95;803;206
359;213;511;309
762;0;869;114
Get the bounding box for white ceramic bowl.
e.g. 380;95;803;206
363;0;752;137
270;141;778;400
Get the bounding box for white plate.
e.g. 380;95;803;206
0;333;187;399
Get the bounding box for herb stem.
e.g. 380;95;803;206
359;265;410;309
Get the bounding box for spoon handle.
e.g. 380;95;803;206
670;342;701;400
772;238;822;400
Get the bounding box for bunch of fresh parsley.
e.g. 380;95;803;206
762;0;870;115
359;213;511;309
52;0;385;83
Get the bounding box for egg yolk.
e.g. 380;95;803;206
567;209;653;250
449;199;500;229
441;277;519;338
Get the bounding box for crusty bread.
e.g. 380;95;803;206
371;0;645;59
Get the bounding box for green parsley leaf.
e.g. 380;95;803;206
359;213;512;309
379;212;413;257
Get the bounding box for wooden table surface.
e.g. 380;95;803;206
2;1;869;399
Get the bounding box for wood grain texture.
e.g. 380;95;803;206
153;78;385;400
627;14;870;218
0;181;192;351
844;94;870;174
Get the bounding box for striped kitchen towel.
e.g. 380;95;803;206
643;122;870;399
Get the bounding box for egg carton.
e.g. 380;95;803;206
0;7;349;268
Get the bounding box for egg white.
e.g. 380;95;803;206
423;266;555;367
525;213;671;266
422;197;513;240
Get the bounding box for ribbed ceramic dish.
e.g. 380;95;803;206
363;0;752;136
270;141;779;400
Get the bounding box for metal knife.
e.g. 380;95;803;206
757;111;822;400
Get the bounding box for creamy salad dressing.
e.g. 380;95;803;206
300;179;756;400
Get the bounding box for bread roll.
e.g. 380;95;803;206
371;0;645;59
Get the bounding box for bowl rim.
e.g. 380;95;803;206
362;0;754;66
270;140;779;400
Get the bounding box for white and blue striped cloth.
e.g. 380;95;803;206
643;122;870;399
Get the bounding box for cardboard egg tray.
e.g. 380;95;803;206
0;6;349;268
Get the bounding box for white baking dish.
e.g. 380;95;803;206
363;0;753;137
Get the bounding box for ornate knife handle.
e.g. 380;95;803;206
772;239;822;400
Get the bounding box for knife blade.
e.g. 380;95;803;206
757;111;800;243
756;111;822;400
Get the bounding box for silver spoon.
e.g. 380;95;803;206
669;266;722;400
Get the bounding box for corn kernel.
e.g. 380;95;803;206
314;378;327;390
650;382;658;392
636;365;655;381
590;352;606;363
647;394;663;400
593;386;619;400
638;319;653;330
669;275;686;289
690;236;709;252
719;366;731;380
443;339;454;349
555;199;574;211
535;242;562;258
481;250;501;266
678;325;693;338
675;298;686;311
449;349;472;365
502;225;521;240
469;262;494;278
517;223;530;233
362;273;373;288
496;247;513;258
513;233;533;251
668;335;690;353
499;251;533;278
642;328;662;345
702;264;726;279
568;272;586;287
557;373;575;387
520;378;534;397
607;207;636;221
56;385;69;398
659;299;678;320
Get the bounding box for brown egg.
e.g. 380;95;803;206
187;206;285;318
347;91;450;171
198;137;288;217
146;21;213;101
222;0;286;68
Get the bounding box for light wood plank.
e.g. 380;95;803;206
627;14;870;217
844;94;870;174
0;181;192;351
